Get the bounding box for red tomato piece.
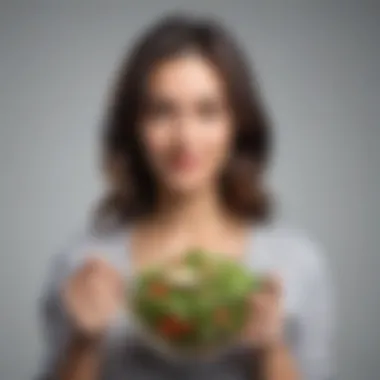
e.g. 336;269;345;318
157;315;192;339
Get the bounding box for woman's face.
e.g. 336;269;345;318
139;54;234;195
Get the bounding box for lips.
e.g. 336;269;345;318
169;154;199;171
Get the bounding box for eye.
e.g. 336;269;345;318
197;99;223;120
145;99;175;120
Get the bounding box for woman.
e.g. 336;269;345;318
37;14;333;380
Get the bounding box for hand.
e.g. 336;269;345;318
62;256;124;341
244;274;284;349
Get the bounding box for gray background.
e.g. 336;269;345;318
0;1;379;379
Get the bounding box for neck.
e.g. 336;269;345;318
153;184;231;233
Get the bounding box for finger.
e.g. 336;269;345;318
68;256;115;287
260;273;282;297
66;256;124;309
250;293;267;309
82;256;107;273
84;256;124;289
251;294;272;321
93;257;124;284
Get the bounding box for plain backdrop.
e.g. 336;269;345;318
0;1;379;379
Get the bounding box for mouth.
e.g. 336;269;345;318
169;153;199;172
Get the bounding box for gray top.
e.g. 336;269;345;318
37;225;334;380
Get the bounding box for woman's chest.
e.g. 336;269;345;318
99;227;306;375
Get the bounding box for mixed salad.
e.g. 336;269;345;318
129;248;261;356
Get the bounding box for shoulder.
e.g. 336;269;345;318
252;224;330;279
251;224;333;313
45;225;129;286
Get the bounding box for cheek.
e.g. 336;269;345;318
203;121;234;168
139;123;172;162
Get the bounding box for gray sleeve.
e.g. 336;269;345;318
35;234;90;380
296;244;335;380
35;230;128;380
35;251;74;379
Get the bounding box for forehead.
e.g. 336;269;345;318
145;54;226;100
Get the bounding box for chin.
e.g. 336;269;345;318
165;175;210;197
167;183;204;197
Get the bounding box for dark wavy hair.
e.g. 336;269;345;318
97;14;273;228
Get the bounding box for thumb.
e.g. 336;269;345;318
261;273;282;296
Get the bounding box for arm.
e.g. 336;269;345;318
259;342;299;380
55;334;103;380
36;245;103;380
36;239;121;380
38;296;102;380
258;243;334;380
246;274;299;380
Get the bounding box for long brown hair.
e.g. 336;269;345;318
97;14;273;228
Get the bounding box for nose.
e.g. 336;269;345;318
172;114;196;145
